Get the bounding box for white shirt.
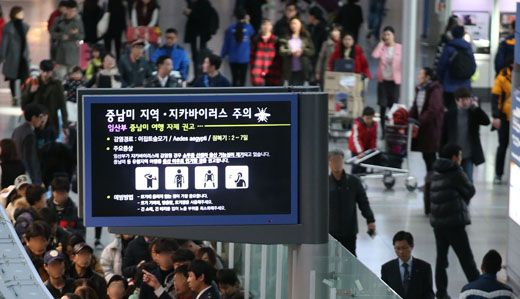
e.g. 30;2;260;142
157;75;169;87
382;46;394;81
399;256;413;283
196;286;212;299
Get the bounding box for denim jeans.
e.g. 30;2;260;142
368;0;386;38
461;158;474;183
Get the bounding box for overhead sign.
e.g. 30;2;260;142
82;94;298;227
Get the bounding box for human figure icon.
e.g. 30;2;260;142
175;169;184;188
204;170;215;188
235;172;246;188
144;173;157;188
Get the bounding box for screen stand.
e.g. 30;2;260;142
287;243;328;299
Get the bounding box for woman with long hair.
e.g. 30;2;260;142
87;53;122;88
0;139;25;188
372;26;402;134
250;19;281;86
131;0;159;27
221;9;255;86
328;31;371;79
279;17;314;85
0;6;29;106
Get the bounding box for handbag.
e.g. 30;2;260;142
97;11;110;38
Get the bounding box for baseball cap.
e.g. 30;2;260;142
130;39;145;47
14;175;31;190
44;249;65;265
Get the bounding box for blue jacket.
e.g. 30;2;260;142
460;274;515;299
494;34;515;74
152;44;190;80
436;38;476;93
193;73;231;87
221;22;255;63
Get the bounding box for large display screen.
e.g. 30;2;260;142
82;93;298;226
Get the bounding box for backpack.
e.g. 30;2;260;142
208;5;219;36
449;47;474;80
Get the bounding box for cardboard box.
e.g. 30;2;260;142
323;71;364;117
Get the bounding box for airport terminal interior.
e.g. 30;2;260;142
0;0;518;298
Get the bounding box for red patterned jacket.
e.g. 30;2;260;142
250;34;281;86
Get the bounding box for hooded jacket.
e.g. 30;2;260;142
429;158;475;229
436;38;476;93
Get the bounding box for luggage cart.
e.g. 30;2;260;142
346;123;418;192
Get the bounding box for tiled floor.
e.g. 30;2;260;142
0;1;513;298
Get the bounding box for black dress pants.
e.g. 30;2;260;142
433;227;480;297
334;234;357;257
230;62;248;87
495;116;510;177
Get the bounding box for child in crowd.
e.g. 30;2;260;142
63;66;85;108
47;177;86;237
348;106;377;174
85;43;104;81
107;275;128;299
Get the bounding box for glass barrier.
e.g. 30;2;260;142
217;235;401;299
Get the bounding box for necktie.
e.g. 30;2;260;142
403;263;410;296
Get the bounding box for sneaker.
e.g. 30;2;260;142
94;239;103;249
11;97;17;106
418;185;425;192
493;176;502;184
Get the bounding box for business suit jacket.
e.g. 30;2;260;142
381;257;434;299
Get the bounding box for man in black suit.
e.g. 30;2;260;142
381;231;434;299
187;259;221;299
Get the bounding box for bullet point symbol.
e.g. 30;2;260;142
107;195;110;199
106;137;110;141
106;147;110;151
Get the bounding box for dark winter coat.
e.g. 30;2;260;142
47;197;85;237
82;4;103;44
184;0;213;44
21;77;69;132
12;122;41;185
308;19;328;63
122;236;152;278
0;20;30;80
329;171;375;237
410;81;444;153
0;160;25;188
429;158;475;229
279;35;314;83
334;3;363;42
106;0;127;36
441;106;490;165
